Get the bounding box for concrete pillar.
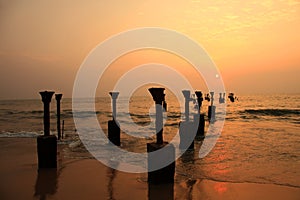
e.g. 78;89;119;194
147;88;175;184
109;92;119;120
193;113;205;140
208;91;216;121
148;88;165;144
108;92;120;146
208;106;216;121
195;91;205;139
179;90;195;150
163;100;167;112
62;120;64;139
40;91;54;136
148;182;174;199
210;91;214;107
219;92;225;104
55;94;62;140
195;91;203;113
179;121;195;150
182;90;191;122
147;143;175;184
37;91;57;169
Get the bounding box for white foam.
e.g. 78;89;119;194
0;131;42;138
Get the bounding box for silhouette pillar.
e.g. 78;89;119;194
55;94;62;140
219;92;225;104
195;91;205;139
62;120;64;139
182;90;190;122
148;183;174;200
37;91;57;169
40;91;54;136
179;90;195;150
147;88;175;184
195;91;204;111
108;92;120;146
208;91;216;121
148;88;165;144
163;100;167;112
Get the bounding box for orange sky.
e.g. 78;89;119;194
0;0;299;99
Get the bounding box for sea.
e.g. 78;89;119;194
0;93;299;188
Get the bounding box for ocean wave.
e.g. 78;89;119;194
2;109;108;119
128;113;152;119
0;131;42;138
241;109;300;116
165;122;180;127
175;172;300;188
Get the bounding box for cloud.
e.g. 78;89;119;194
184;0;300;41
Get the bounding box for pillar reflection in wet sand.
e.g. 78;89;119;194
147;88;175;184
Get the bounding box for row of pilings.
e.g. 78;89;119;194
37;91;63;169
37;88;221;185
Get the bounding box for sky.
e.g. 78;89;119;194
0;0;299;99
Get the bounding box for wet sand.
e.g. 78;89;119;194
0;138;299;200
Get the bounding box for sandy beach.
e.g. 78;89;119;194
0;138;299;200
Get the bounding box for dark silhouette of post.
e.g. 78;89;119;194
195;91;205;139
110;92;118;120
195;91;203;111
208;91;216;121
205;93;210;102
219;93;222;103
40;91;54;136
148;183;174;200
219;92;225;104
108;92;120;146
148;88;165;144
210;91;214;106
182;90;191;122
62;120;64;139
179;90;195;150
55;94;62;140
163;100;167;112
37;91;57;169
147;87;175;184
228;92;235;102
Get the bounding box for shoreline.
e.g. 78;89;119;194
0;138;299;200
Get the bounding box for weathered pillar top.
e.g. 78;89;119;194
109;92;119;99
55;93;63;101
39;91;55;103
148;88;165;103
195;91;203;98
195;91;204;108
182;90;191;99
